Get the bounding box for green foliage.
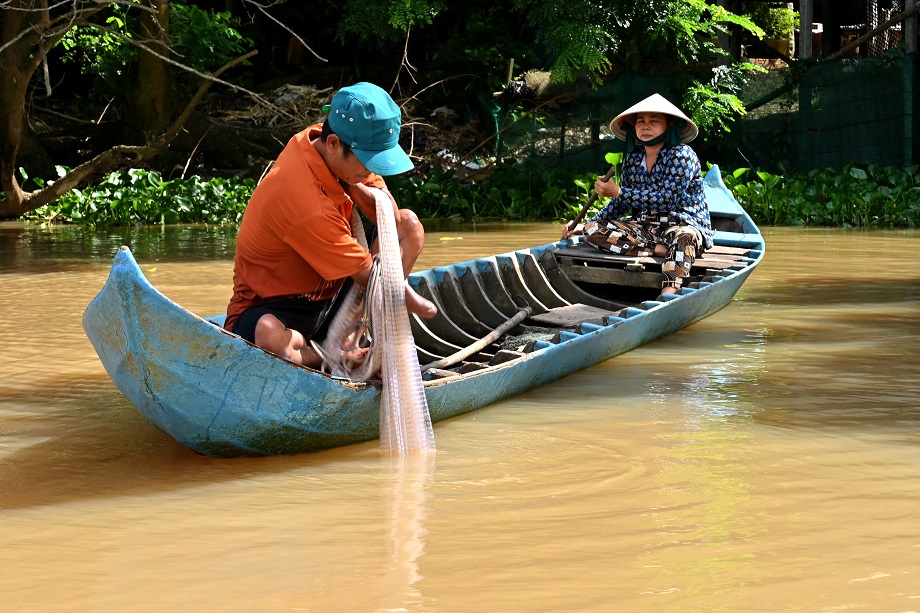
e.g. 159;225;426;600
57;2;251;96
22;169;255;227
513;0;763;81
684;62;767;136
605;152;624;183
705;1;766;38
510;0;618;85
655;0;763;134
653;0;762;66
720;163;920;227
388;159;920;228
339;0;447;42
387;0;445;30
429;8;537;101
388;161;583;222
536;21;614;85
58;3;136;83
17;162;917;229
743;1;799;39
510;0;764;131
170;5;252;73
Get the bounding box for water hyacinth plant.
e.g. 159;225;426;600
21;168;255;227
10;161;919;228
721;163;920;227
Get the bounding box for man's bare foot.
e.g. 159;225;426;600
405;285;438;319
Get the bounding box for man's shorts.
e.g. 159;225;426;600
232;281;353;344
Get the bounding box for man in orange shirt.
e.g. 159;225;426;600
225;82;436;367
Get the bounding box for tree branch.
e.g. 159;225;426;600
0;0;77;13
155;49;258;145
391;26;418;95
3;50;260;216
87;22;292;119
239;0;327;63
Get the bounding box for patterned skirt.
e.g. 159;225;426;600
583;214;704;288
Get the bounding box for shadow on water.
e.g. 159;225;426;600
0;374;372;511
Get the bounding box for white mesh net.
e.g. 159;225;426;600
316;189;435;454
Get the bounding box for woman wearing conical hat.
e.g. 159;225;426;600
563;93;714;297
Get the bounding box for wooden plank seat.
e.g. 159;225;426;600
554;241;752;288
527;303;622;327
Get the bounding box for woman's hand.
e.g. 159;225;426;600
595;175;620;199
560;222;583;240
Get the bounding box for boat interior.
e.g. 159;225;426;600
413;211;759;381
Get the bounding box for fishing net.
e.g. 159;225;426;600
315;190;435;455
370;188;435;454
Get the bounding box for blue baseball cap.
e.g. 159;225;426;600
324;82;414;176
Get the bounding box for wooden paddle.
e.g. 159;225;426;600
566;166;617;234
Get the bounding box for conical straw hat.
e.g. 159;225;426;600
609;93;699;143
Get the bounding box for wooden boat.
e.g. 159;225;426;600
83;165;764;457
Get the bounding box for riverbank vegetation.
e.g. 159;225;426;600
3;2;916;229
1;0;762;219
720;164;920;227
15;162;920;228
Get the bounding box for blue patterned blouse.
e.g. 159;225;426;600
590;143;714;250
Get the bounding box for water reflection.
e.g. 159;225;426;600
639;424;760;604
0;221;238;273
0;219;561;273
379;454;435;611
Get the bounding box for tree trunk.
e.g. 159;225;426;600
124;0;173;142
0;1;183;220
0;1;47;207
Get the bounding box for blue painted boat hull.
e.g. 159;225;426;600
83;166;764;457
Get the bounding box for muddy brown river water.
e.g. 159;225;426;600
1;222;918;612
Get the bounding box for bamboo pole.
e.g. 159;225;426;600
825;2;920;61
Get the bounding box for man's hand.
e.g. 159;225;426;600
349;184;399;227
351;269;435;319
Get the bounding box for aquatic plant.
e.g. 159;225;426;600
13;161;919;228
721;162;920;227
20;167;255;227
